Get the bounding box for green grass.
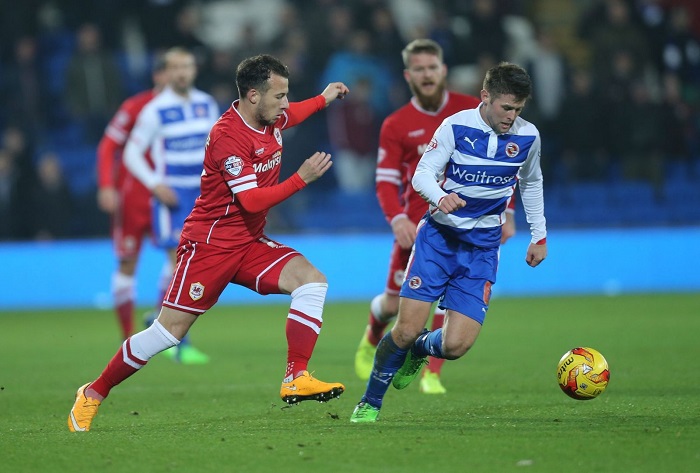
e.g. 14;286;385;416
1;294;699;472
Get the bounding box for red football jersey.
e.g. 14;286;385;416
182;96;326;247
97;89;157;190
375;91;481;224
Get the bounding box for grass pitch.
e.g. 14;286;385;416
1;293;699;472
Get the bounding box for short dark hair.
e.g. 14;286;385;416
483;62;532;102
401;39;443;68
236;54;289;97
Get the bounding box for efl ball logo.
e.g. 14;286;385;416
425;138;438;153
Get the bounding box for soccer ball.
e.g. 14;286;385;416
556;347;610;400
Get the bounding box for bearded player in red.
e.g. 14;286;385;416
69;54;349;431
354;39;516;394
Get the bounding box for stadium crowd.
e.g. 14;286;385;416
1;0;699;241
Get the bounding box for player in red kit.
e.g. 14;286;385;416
354;39;516;394
96;58;168;340
68;54;349;432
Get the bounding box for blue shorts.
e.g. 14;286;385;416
152;187;200;249
399;219;499;324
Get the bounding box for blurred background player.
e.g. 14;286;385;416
123;47;220;364
355;39;518;394
96;56;172;341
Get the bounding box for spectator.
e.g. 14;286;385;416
64;23;124;143
658;72;695;165
523;27;570;176
584;0;650;86
326;76;380;191
31;151;74;240
1;36;49;138
302;2;356;76
0;148;33;240
617;81;665;187
198;48;238;110
558;69;609;182
452;0;510;67
1;126;40;239
661;5;700;88
320;29;394;118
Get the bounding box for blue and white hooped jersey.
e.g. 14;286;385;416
128;86;220;189
412;104;546;248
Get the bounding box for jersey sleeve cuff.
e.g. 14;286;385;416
291;172;307;189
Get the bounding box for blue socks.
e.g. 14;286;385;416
362;329;446;409
412;328;444;358
362;333;407;409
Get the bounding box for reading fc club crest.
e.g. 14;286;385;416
505;142;520;158
224;155;243;176
408;276;422;289
189;282;205;301
274;128;282;145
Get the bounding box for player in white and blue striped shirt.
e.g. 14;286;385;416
351;62;548;423
123;47;219;365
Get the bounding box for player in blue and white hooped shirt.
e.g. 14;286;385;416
124;47;219;365
351;62;548;423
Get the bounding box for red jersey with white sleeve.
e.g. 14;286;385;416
181;95;326;247
375;91;481;225
97;89;156;193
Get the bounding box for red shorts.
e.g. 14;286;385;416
162;236;300;315
384;242;411;296
112;176;152;260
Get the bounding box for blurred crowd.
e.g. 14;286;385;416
1;0;699;241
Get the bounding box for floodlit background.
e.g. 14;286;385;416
0;0;698;309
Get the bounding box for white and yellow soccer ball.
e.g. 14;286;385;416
557;347;610;400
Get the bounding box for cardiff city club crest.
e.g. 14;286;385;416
505;142;520;158
189;282;205;301
224;155;243;176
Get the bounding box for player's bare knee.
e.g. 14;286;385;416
296;267;326;287
442;341;472;360
391;324;424;350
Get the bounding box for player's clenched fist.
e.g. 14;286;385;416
437;193;466;214
321;82;350;106
297;152;333;184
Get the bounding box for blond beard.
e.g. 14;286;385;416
410;80;446;112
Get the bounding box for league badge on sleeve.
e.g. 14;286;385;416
224;155;243;177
